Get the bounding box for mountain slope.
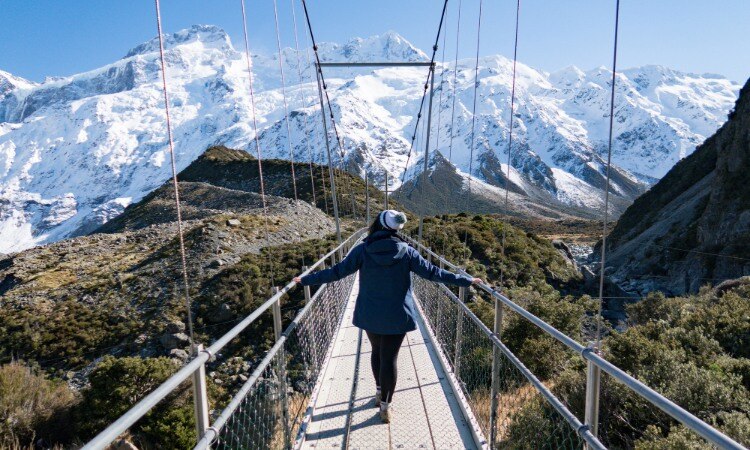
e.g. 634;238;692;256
0;26;740;252
602;77;750;295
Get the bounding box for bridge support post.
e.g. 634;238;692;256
455;286;467;376
585;345;601;449
302;267;318;368
192;344;210;440
302;267;312;304
489;299;505;448
272;287;292;449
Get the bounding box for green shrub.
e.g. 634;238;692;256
407;214;582;294
494;288;588;379
75;356;195;449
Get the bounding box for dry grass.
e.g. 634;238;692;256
266;393;310;449
0;362;78;448
468;382;550;444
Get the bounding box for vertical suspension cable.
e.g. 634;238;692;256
240;0;275;287
597;0;621;350
434;5;449;158
272;0;299;201
301;0;361;221
466;0;483;184
290;0;317;205
314;66;343;241
447;0;463;163
301;27;330;214
500;0;521;287
153;0;195;351
399;0;450;182
462;0;483;266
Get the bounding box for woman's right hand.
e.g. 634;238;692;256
293;276;302;284
471;277;484;285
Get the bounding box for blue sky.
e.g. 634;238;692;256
1;0;748;83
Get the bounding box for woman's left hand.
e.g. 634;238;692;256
471;277;484;285
293;276;302;284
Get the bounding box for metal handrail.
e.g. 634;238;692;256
405;236;747;450
82;229;366;450
430;284;606;449
194;232;366;449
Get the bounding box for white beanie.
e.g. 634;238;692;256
379;210;407;231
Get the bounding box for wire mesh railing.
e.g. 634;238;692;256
412;276;599;449
204;271;357;450
406;236;747;450
81;229;365;450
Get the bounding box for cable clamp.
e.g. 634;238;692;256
200;347;214;361
206;426;220;444
580;344;596;359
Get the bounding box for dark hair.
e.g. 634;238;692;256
368;214;389;236
367;214;407;245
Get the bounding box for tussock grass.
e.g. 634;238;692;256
0;362;78;447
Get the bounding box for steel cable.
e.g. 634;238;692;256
299;18;331;215
300;0;349;210
400;0;450;183
447;0;463;163
153;0;195;350
500;0;521;287
272;0;299;201
460;0;483;266
597;0;621;350
240;0;275;287
434;4;450;159
290;0;317;206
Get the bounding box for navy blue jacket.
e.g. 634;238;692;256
300;231;473;334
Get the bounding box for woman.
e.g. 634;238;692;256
294;210;481;423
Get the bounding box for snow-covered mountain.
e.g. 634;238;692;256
0;25;740;253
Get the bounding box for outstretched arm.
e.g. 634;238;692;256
296;245;362;286
408;248;480;286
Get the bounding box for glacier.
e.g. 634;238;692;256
0;25;741;253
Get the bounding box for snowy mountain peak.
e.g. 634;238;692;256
0;70;36;96
549;65;586;87
318;31;428;63
124;24;233;58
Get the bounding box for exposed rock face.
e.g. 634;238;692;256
392;152;608;219
159;332;190;350
601;78;750;295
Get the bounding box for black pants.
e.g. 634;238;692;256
365;331;406;403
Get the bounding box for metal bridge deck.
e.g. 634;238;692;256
301;275;478;450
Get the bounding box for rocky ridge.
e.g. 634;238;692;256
0;156;336;383
601;77;750;295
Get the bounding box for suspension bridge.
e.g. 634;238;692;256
72;0;748;449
